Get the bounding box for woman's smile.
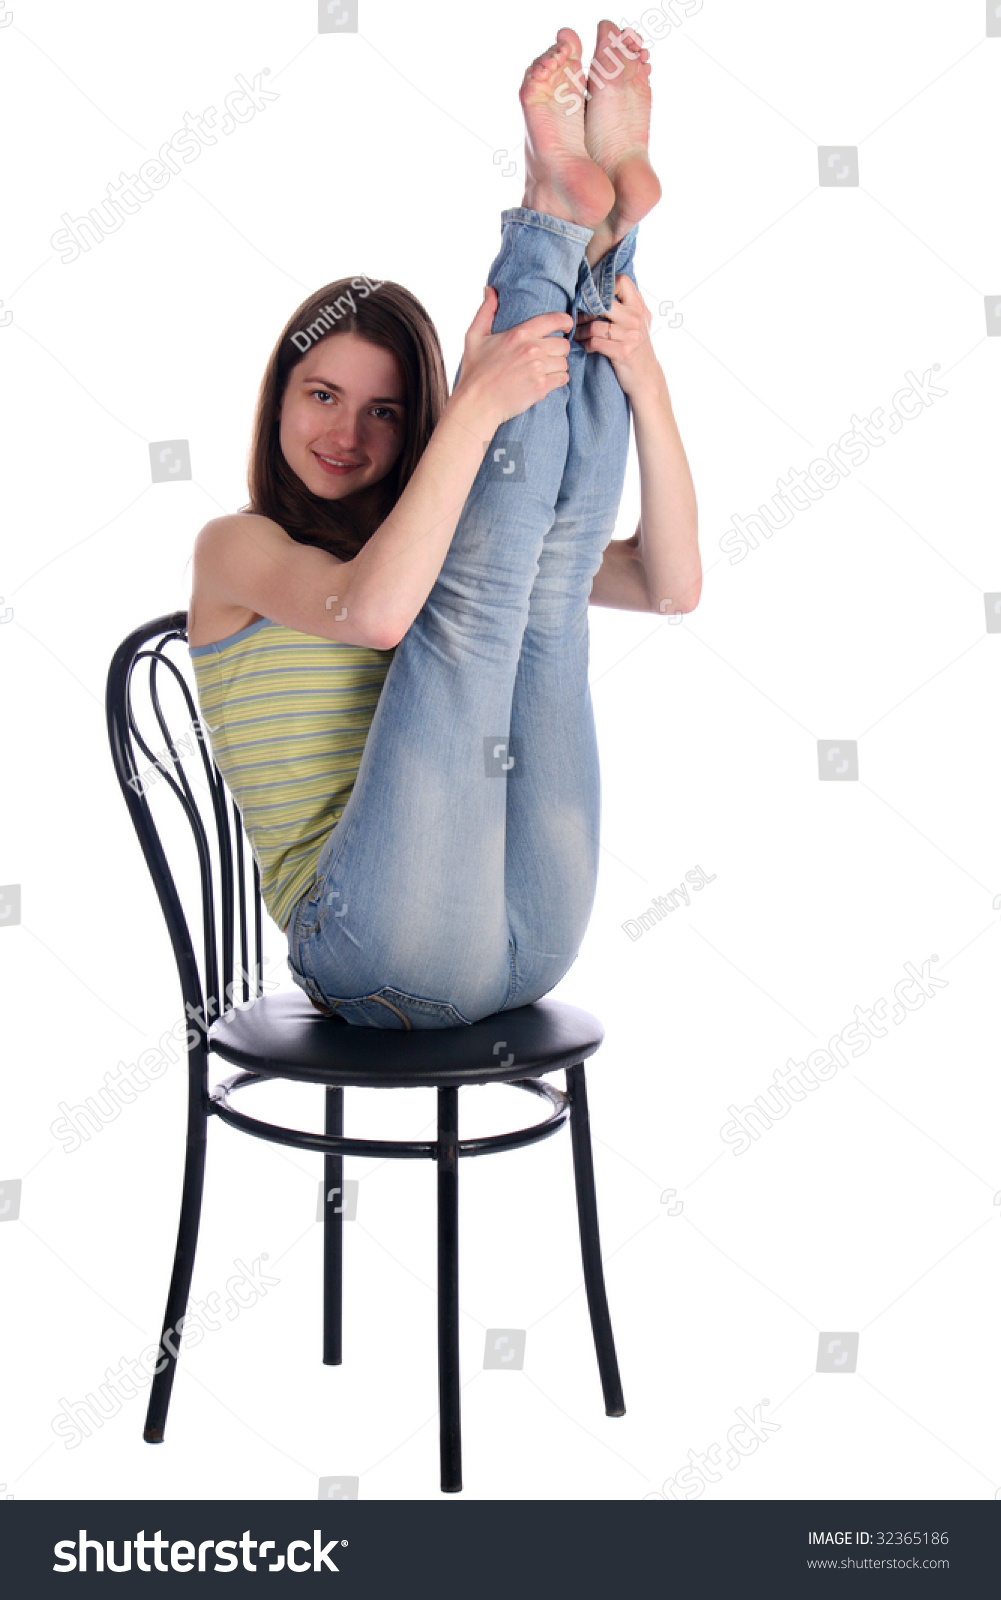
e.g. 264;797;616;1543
312;451;365;476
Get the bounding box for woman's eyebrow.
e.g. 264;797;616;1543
300;376;405;404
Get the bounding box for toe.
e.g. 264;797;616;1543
556;26;583;59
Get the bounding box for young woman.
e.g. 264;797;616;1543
187;21;700;1030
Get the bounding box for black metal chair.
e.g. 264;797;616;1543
105;611;625;1494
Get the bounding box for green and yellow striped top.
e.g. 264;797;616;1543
188;617;395;931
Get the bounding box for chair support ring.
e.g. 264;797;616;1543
207;1068;572;1160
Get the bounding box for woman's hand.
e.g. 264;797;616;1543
573;275;663;400
452;286;572;430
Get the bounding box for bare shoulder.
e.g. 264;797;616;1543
188;512;286;648
193;510;288;562
188;511;361;650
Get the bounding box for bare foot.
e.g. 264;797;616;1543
582;20;662;267
520;28;616;229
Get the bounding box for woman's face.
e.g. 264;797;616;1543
278;332;407;499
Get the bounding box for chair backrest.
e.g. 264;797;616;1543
105;611;267;1061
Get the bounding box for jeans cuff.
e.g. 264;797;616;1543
499;206;595;246
577;224;640;316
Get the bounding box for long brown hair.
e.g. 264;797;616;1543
242;277;449;561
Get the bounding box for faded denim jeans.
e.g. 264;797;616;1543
286;206;639;1028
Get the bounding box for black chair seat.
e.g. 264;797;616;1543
209;990;605;1089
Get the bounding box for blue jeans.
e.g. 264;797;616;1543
286;206;639;1029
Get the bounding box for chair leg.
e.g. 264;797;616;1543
437;1086;462;1493
323;1086;344;1365
143;1110;208;1443
566;1062;626;1417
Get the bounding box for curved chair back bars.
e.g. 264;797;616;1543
105;610;265;1063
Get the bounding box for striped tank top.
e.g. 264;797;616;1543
188;617;395;932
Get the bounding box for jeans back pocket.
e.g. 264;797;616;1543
321;987;474;1031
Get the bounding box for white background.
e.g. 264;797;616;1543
1;0;999;1502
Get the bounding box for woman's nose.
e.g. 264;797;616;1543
322;414;360;449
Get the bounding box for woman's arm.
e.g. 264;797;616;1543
583;530;650;611
575;276;701;616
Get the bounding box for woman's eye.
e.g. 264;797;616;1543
372;407;397;421
311;389;333;403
